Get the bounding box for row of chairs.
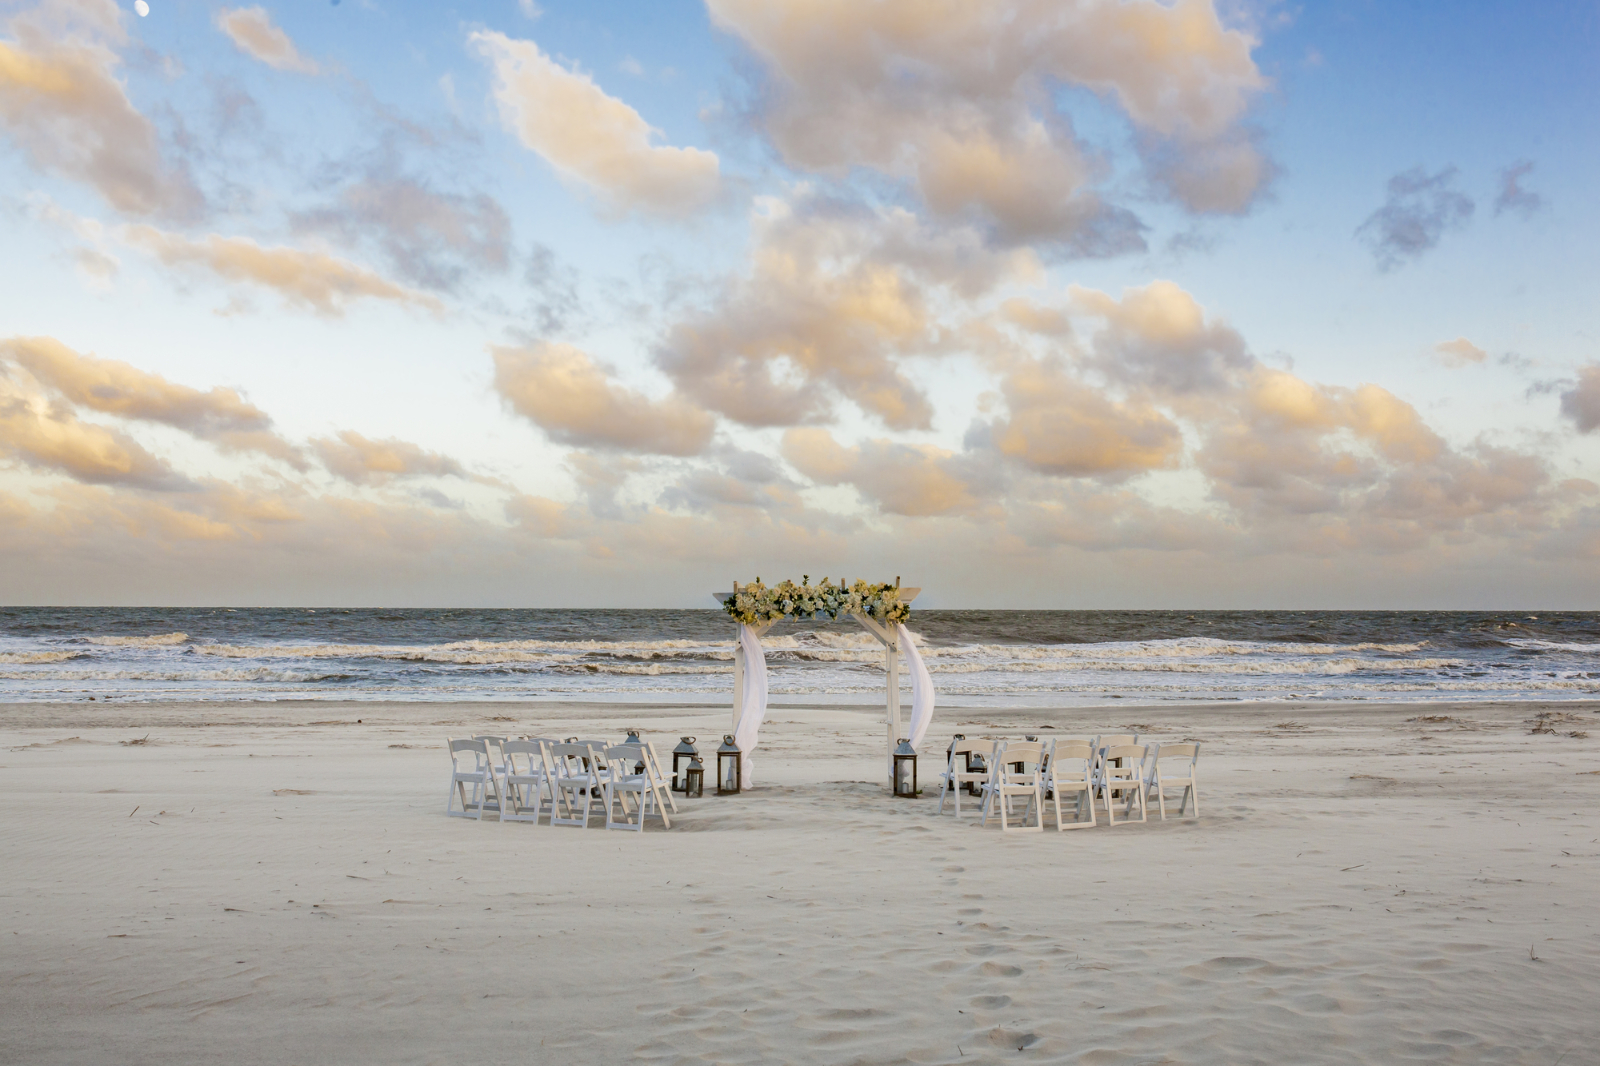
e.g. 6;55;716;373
938;734;1200;833
446;735;676;831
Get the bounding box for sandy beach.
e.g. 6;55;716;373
2;698;1597;1065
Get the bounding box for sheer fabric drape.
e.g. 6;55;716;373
898;622;936;752
733;623;769;785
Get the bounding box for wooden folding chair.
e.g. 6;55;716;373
1143;742;1200;819
445;738;500;820
1043;738;1096;830
937;737;995;817
980;740;1045;833
1098;743;1148;826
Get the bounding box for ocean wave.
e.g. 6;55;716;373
85;632;190;647
926;656;1468;676
919;637;1427;660
1504;638;1600;653
0;667;350;683
0;650;88;664
190;639;735;663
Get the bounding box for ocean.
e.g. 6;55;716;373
2;607;1599;706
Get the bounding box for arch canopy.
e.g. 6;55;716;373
712;578;935;787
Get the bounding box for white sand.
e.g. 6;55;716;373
2;698;1598;1065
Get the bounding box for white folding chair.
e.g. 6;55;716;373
548;742;604;828
445;738;501;820
620;741;678;815
474;735;509;770
937;738;995;816
980;740;1045;833
601;745;672;832
501;739;552;824
1097;743;1149;826
1143;742;1200;819
1042;738;1096;830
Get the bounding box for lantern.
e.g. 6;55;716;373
965;746;986;795
893;738;919;798
671;736;700;792
683;756;704;797
624;729;642;744
716;734;742;795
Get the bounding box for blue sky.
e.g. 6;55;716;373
1;0;1597;607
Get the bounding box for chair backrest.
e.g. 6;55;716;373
1101;744;1148;777
549;742;596;775
1049;739;1094;765
449;738;489;773
473;735;507;765
994;740;1045;780
603;744;646;775
503;739;541;774
1152;742;1199;773
1095;733;1138;749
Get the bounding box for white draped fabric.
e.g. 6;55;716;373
898;622;936;752
733;623;769;785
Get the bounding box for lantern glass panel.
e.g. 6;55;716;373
715;734;741;795
893;738;918;798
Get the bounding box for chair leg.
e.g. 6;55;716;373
1153;777;1167;821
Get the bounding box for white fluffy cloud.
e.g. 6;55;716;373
0;0;201;218
470;30;719;217
708;0;1269;249
215;7;319;74
493;342;714;456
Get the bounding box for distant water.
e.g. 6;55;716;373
2;607;1599;706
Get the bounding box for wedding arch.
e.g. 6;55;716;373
711;578;937;786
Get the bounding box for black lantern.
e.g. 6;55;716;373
893;738;919;798
684;756;704;797
965;746;986;795
716;734;742;795
671;736;699;792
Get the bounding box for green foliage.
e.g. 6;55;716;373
722;576;909;626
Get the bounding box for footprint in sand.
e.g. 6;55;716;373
979;961;1024;977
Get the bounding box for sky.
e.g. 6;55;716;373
1;0;1598;609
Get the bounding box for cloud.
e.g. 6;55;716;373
1070;280;1252;394
0;0;202;218
311;430;466;484
708;0;1269;250
1494;160;1544;219
1434;337;1487;368
469;30;719;217
1;335;303;465
782;428;986;516
120;225;444;316
216;7;318;74
656;192;1031;430
492;341;715;456
0;365;190;490
1560;365;1600;434
292;177;512;292
1356;166;1474;270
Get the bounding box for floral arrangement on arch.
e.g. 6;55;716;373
723;576;910;626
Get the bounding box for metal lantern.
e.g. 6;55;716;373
671;736;700;792
624;726;649;768
716;734;742;795
965;745;986;795
683;756;704;798
893;738;919;798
